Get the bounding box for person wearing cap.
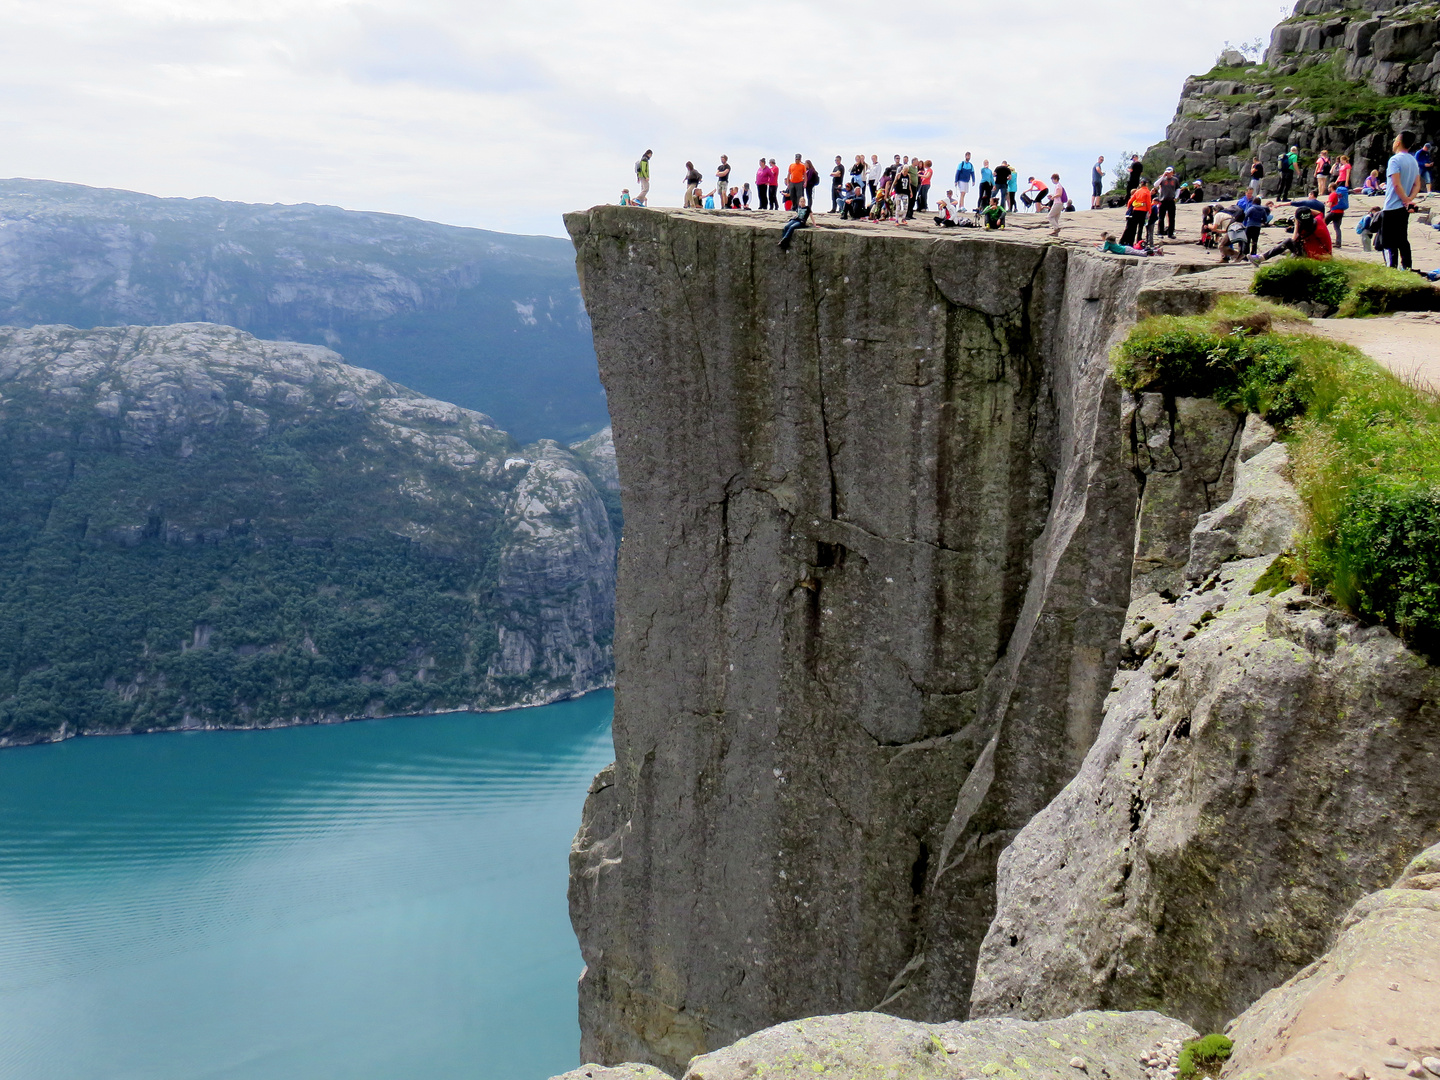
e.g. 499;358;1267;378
1155;167;1180;239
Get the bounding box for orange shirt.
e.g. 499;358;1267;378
1130;186;1153;212
787;162;807;184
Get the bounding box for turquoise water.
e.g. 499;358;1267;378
0;693;614;1080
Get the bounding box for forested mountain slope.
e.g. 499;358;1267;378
0;323;616;746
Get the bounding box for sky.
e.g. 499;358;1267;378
0;0;1289;239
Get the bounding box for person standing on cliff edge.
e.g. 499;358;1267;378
1091;155;1105;209
786;154;808;210
635;150;652;205
955;152;976;210
715;156;731;208
683;161;702;207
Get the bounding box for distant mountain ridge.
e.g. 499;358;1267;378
0;179;604;443
0;322;616;746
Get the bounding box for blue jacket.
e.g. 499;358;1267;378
1244;204;1270;228
956;161;976;184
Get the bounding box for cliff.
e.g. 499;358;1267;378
564;206;1178;1071
0;178;604;443
1147;0;1439;189
0;322;615;745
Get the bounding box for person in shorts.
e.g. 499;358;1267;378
1091;155;1105;209
955;152;976;210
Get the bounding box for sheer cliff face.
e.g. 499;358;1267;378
564;207;1171;1072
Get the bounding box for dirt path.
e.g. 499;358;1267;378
1303;312;1440;393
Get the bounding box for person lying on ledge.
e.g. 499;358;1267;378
1250;205;1331;264
1098;232;1163;256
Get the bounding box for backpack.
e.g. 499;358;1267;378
1335;189;1349;211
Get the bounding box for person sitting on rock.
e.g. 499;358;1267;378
840;183;867;220
619;188;633;206
932;197;957;227
1250;205;1332;265
981;197;1006;230
1288;190;1326;215
1361;170;1383;194
777;205;812;251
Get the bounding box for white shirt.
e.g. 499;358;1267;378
868;162;884;185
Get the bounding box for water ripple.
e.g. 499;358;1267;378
0;693;615;1080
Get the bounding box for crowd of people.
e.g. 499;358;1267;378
618;148;1081;236
618;134;1435;272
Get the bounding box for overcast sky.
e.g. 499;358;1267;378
1;0;1287;238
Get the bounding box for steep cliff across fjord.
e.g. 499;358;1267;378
0;178;604;443
0;323;616;746
564;205;1181;1072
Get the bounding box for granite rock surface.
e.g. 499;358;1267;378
675;1010;1198;1080
1224;840;1440;1080
564;205;1178;1071
970;443;1440;1030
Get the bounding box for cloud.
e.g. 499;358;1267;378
0;0;1285;237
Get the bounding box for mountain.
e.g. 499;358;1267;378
0;322;616;747
1144;0;1439;190
0;179;605;444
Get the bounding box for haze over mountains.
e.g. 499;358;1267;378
0;179;605;444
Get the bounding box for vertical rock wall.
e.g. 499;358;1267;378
564;207;1171;1072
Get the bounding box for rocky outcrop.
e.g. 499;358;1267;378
1150;0;1439;191
0;178;602;442
970;425;1440;1031
564;205;1181;1072
553;1066;670;1080
1224;839;1440;1080
674;1010;1196;1080
0;322;614;744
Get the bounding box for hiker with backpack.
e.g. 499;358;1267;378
635;150;653;205
1325;184;1349;247
956;153;976;209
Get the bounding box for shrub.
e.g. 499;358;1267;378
1115;306;1440;658
1177;1034;1233;1079
1335;260;1440;318
1253;258;1350;311
1112;299;1315;425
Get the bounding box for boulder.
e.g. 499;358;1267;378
1221;49;1248;67
971;477;1440;1031
1343;17;1380;55
1371;20;1438;63
552;1067;672;1080
1128;395;1243;599
676;1010;1198;1080
1224;841;1440;1080
1186;417;1303;582
1268;23;1303;61
1297;23;1325;51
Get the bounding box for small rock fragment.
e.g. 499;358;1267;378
1422;1059;1440;1077
1349;1068;1369;1080
1388;982;1401;991
1070;1057;1087;1070
1386;1060;1410;1070
1390;1039;1399;1046
1408;1065;1427;1079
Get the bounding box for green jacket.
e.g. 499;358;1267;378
636;158;650;180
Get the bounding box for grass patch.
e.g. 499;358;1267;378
1253;257;1440;317
1114;300;1440;656
1191;53;1440;129
1177;1034;1233;1080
